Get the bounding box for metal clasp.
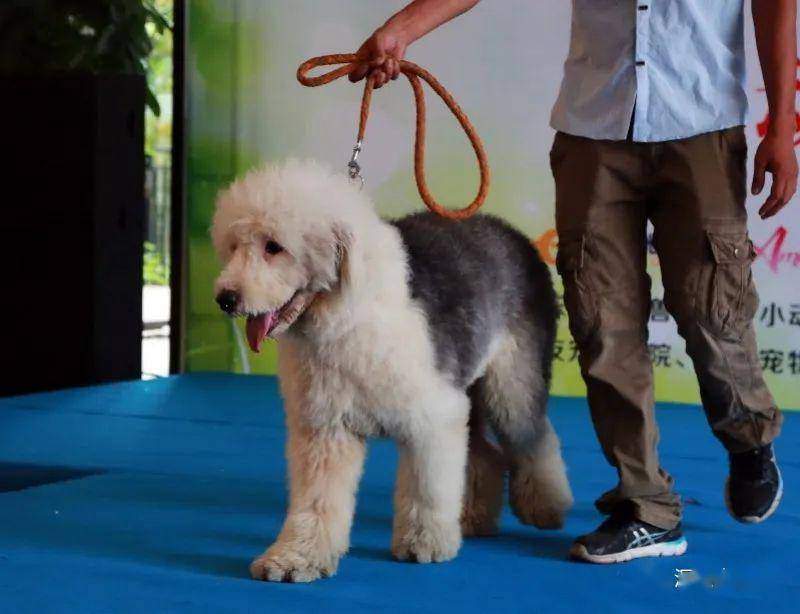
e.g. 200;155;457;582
347;140;364;189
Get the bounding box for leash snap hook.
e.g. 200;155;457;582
347;139;364;189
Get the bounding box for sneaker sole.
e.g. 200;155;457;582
569;538;688;565
725;467;784;524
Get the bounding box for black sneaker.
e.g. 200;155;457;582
726;443;783;524
570;514;687;564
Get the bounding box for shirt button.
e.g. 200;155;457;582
638;4;649;10
636;60;646;67
734;247;741;257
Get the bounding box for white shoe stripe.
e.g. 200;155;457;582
571;538;688;565
725;465;784;524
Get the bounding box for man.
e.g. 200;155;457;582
351;0;797;563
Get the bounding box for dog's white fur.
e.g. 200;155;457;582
212;160;572;582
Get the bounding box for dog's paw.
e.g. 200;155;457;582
509;484;572;530
512;502;566;530
250;544;337;583
392;521;461;563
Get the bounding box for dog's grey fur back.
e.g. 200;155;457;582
390;213;558;390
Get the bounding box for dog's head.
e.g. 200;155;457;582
211;160;363;351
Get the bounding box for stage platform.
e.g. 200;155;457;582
0;373;796;613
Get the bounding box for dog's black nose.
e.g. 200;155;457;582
216;289;239;314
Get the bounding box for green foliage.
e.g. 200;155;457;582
0;0;172;115
144;0;173;161
143;241;169;285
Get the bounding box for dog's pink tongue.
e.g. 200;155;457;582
246;312;277;353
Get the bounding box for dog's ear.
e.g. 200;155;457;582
332;222;354;286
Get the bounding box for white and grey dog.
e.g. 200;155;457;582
212;160;572;583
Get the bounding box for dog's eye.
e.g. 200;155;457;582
265;240;284;255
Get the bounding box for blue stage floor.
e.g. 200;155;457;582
0;373;797;613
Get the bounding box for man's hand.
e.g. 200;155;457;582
752;0;798;218
752;125;799;219
349;27;407;89
348;0;480;89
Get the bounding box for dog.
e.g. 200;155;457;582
212;160;573;582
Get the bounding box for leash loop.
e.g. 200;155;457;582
297;53;490;220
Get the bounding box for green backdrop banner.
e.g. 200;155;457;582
187;1;800;409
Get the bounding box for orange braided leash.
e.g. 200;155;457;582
297;53;490;220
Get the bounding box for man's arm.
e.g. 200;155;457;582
752;0;799;218
349;0;481;88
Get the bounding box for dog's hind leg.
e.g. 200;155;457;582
481;328;573;530
392;391;469;563
505;416;573;529
460;397;506;537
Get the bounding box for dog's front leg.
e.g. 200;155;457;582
251;418;366;583
391;419;468;563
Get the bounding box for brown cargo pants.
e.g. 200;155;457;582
550;127;783;530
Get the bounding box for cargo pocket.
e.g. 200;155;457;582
556;235;599;345
703;230;759;340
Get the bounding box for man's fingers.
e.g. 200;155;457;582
751;161;767;195
373;70;388;89
763;175;798;218
388;58;400;80
761;199;787;218
759;198;780;219
759;175;787;218
351;66;394;88
348;63;370;83
785;174;798;203
369;52;387;67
